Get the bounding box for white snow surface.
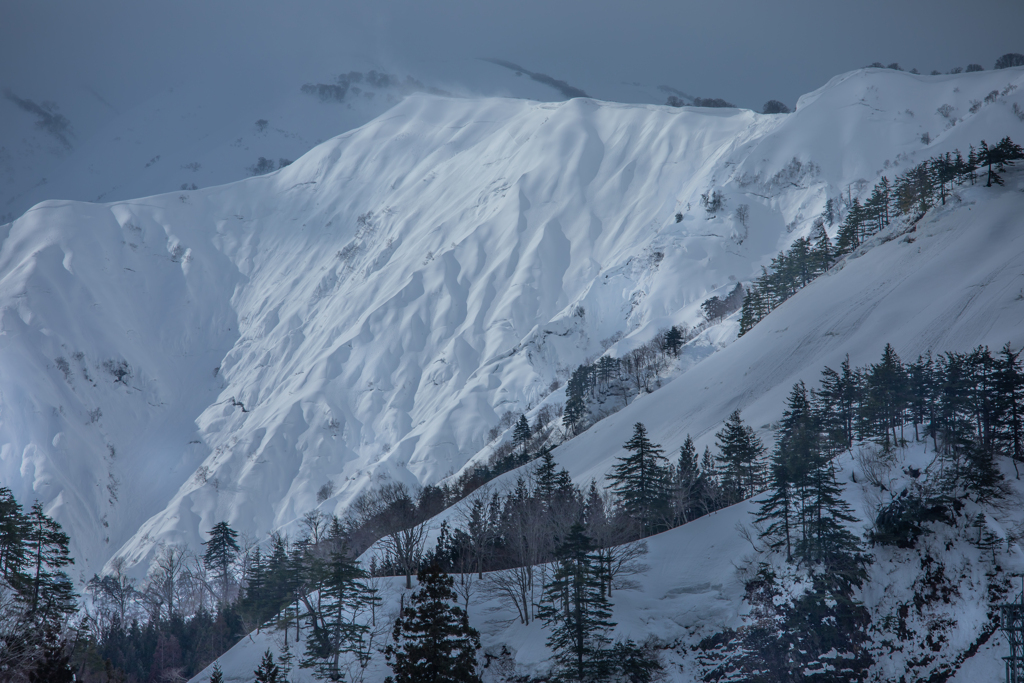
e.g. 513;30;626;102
1;65;1024;608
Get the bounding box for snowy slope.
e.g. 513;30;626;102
1;66;1023;589
192;144;1024;683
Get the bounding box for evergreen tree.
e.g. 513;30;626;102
737;285;764;336
756;383;817;560
699;446;720;513
814;355;860;454
203;521;241;605
606;423;671;536
664;326;684;356
537;524;615;682
535;448;573;510
301;550;380;681
255;649;280;683
811;218;833;272
820;197;836;226
563;365;590;436
0;487;29;585
996;343;1024;478
672;435;703;524
513;414;531;454
23;502;76;620
209;662;224;683
859;343;908;451
384;565;481;683
834;198;863;255
715;411;766;504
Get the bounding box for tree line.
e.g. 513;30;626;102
739;135;1023;336
8;337;1022;681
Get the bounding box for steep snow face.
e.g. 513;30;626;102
192;140;1024;683
0;67;1022;578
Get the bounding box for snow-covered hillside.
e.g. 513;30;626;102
1;66;1023;592
191;78;1024;680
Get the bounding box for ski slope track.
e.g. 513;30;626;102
1;66;1023;607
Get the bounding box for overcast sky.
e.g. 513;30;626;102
3;0;1023;113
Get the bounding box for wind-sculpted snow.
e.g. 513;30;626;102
0;67;1022;583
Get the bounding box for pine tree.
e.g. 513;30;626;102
737;286;763;336
203;521;240;605
672;435;703;524
301;550;380;680
385;565;481;683
859;343;908;451
820;197;836;226
996;343;1024;478
537;524;615;682
811;218;833;273
563;365;590;435
756;383;817;560
254;649;280;683
715;411;766;504
814;356;860;455
513;414;531;453
0;487;29;585
664;326;684;356
606;423;671;536
834;198;863;255
209;662;224;683
535;448;573;510
23;502;76;620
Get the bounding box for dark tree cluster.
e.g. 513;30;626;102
739;135;1023;336
701;341;1024;681
761;100;791;114
0;489;78;682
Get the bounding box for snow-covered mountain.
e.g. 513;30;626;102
187;67;1024;681
1;65;1023;598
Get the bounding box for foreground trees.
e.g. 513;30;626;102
385;565;481;683
538;524;615;682
0;490;78;682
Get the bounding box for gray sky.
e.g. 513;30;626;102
2;0;1023;112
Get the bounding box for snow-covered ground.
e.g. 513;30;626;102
1;63;1023;659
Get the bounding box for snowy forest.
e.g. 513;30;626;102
3;337;1024;681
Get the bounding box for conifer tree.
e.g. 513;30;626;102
859;343;908;451
814;355;860;454
664;326;684;356
756;383;817;560
996;343;1024;478
301;550;380;680
0;487;29;585
385;565;481;683
820;197;836;226
699;446;720;513
563;365;590;435
811;218;833;272
834;198;863;255
715;411;765;504
607;423;671;536
209;662;224;683
535;448;573;511
203;521;241;605
513;414;531;454
538;524;615;682
254;649;280;683
23;502;76;620
672;435;703;524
